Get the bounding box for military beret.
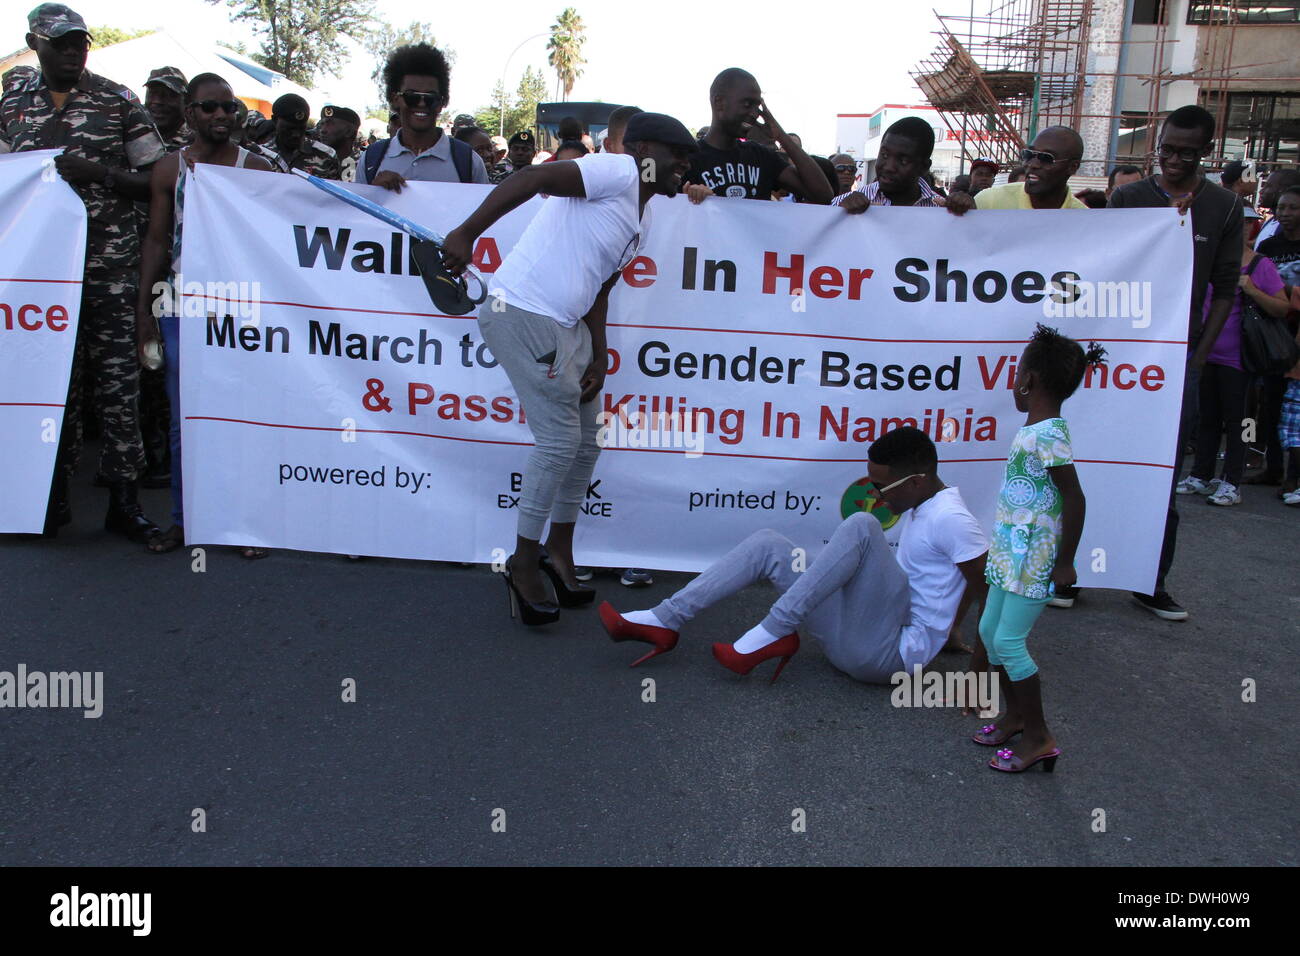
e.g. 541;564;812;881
321;105;360;127
272;93;309;122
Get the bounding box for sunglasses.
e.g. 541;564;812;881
192;99;241;115
834;164;856;172
41;33;90;52
400;90;443;108
1020;147;1067;166
874;473;925;495
1156;143;1203;163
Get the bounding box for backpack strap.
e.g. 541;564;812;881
363;137;390;184
364;135;473;184
448;136;473;184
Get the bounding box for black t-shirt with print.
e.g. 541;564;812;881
1257;233;1300;291
686;139;789;199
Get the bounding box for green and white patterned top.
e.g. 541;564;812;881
985;418;1073;599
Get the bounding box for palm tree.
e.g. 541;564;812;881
546;8;586;102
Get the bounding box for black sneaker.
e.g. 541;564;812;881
573;566;594;582
1132;590;1188;621
1048;585;1079;609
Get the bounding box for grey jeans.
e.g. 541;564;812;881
478;297;602;541
652;512;912;683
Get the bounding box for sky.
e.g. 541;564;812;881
12;0;954;155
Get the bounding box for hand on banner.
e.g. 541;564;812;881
53;152;106;186
441;227;473;276
685;183;712;205
371;170;407;193
938;191;975;216
579;353;608;403
839;191;870;214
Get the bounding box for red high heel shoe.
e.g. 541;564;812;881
598;601;678;667
711;632;800;684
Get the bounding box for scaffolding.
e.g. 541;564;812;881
910;0;1300;176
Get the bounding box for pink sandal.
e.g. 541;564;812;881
972;723;1022;747
989;747;1061;773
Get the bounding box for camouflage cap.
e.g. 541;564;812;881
145;66;187;95
27;3;91;39
321;104;360;127
453;113;475;129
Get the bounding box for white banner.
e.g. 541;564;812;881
182;167;1190;592
0;150;86;533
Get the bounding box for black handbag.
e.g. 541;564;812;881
1239;255;1300;376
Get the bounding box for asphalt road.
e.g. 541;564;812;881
1;458;1296;866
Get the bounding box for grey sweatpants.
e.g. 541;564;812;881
478;297;601;541
652;512;913;682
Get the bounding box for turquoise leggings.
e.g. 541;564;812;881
979;586;1049;681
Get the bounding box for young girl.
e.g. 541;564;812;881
974;324;1105;773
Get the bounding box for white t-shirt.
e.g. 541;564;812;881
490;151;641;327
892;487;988;672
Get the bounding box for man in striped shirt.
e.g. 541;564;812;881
834;117;947;213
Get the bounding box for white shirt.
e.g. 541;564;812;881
893;487;988;672
490;152;641;327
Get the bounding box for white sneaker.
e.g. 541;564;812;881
1283;490;1300;506
1207;482;1241;506
1176;476;1218;495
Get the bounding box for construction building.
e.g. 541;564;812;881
911;0;1300;178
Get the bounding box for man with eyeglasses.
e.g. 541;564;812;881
248;93;339;180
829;153;857;195
1;3;169;542
946;127;1089;212
356;43;487;190
134;73;273;556
1106;104;1243;623
601;426;988;684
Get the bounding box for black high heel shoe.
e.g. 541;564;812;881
502;558;560;626
538;546;596;608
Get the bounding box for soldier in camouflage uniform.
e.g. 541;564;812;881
315;104;359;183
144;66;192;152
0;4;167;541
133;66;192;488
248;92;339;179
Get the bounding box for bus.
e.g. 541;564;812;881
534;101;627;152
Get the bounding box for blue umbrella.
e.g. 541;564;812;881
290;169;486;315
